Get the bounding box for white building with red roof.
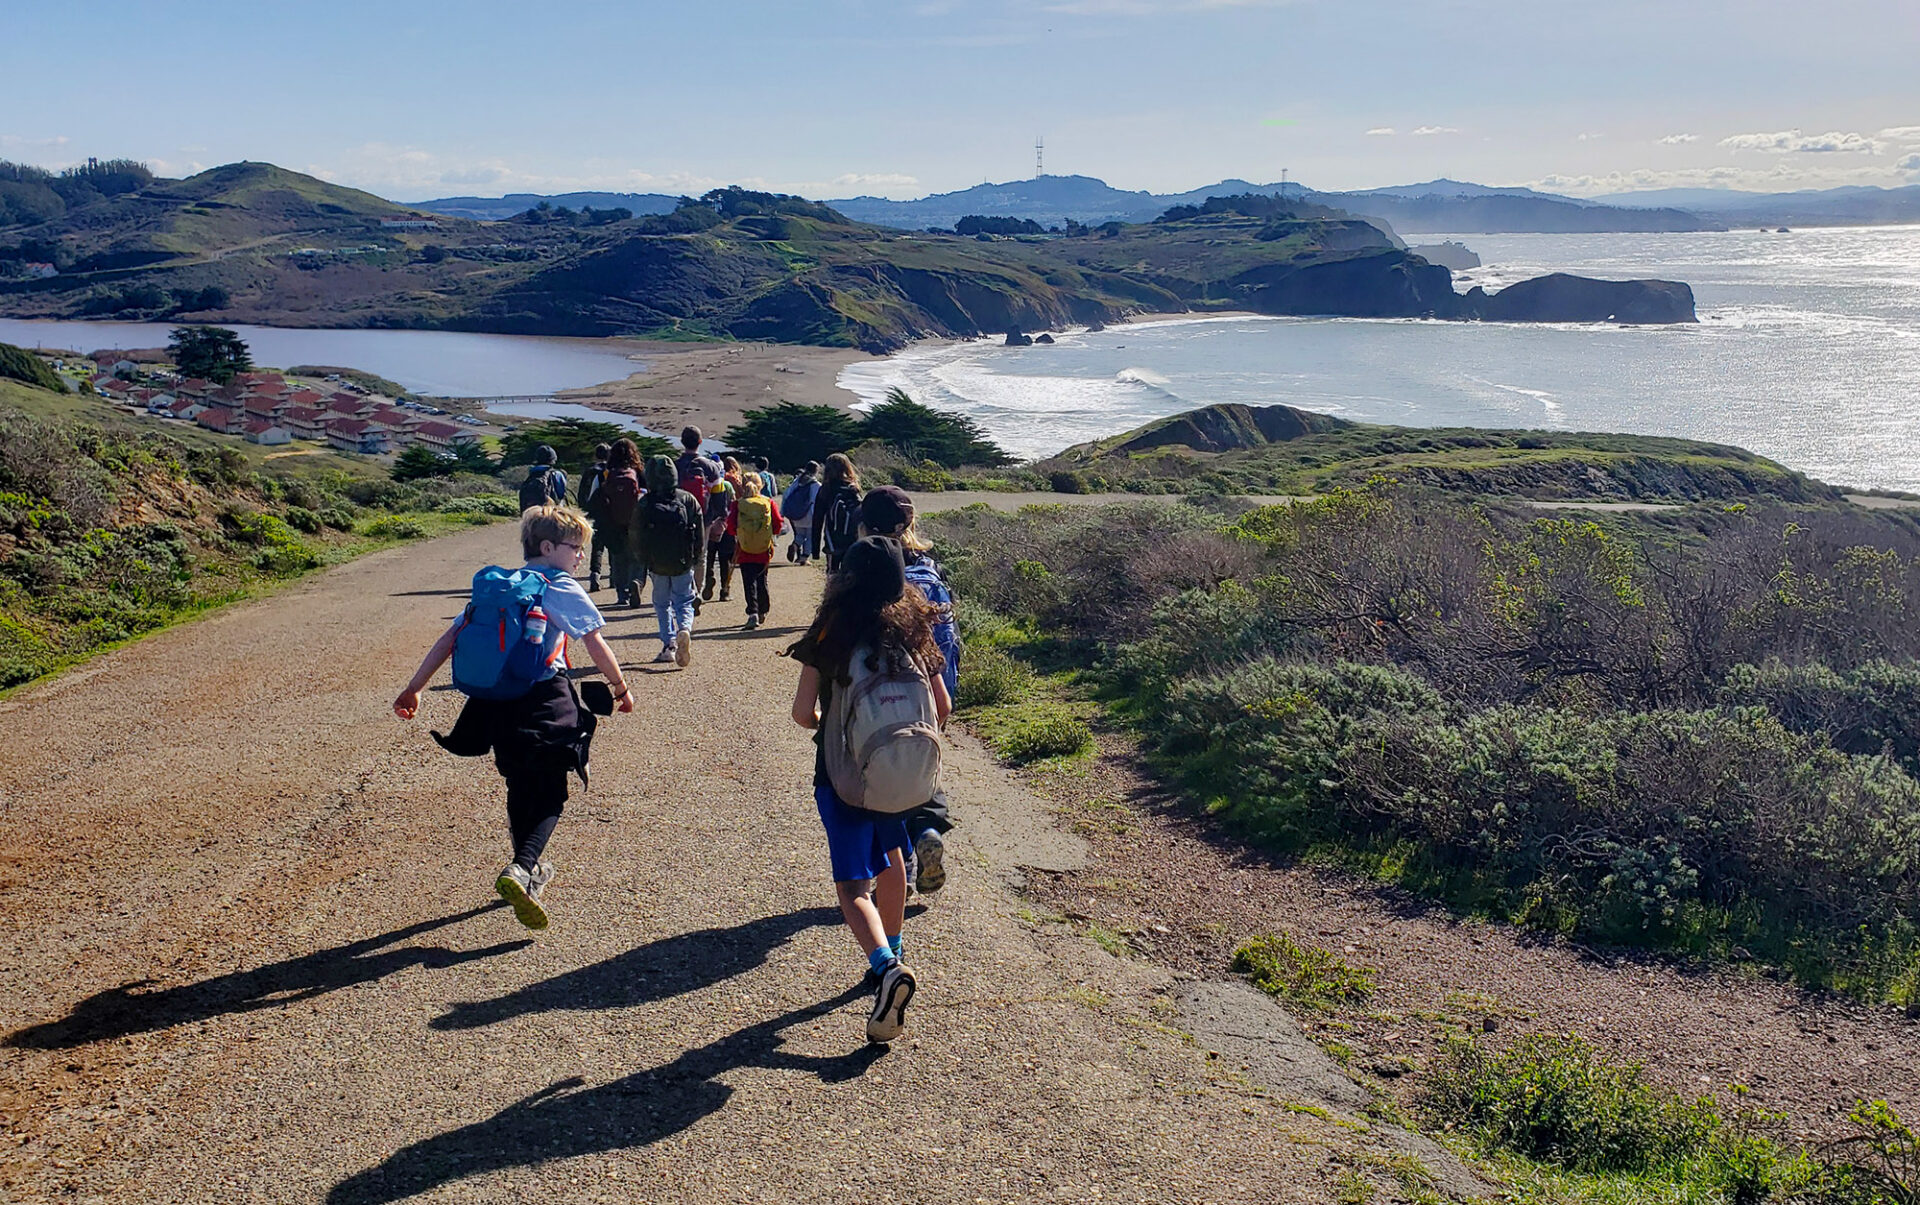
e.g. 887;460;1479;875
244;420;293;446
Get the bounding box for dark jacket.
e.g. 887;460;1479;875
629;456;705;575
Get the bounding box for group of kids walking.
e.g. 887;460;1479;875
393;426;960;1045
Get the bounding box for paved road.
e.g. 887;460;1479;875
0;525;1350;1204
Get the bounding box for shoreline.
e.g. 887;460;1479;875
554;339;871;439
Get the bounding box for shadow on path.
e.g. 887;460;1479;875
328;985;881;1205
8;904;526;1050
432;907;838;1031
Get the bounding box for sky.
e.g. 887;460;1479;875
5;0;1918;202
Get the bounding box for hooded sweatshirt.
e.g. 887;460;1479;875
629;455;705;576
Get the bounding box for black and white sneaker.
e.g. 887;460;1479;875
866;961;916;1044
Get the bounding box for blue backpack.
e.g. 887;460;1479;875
905;554;960;697
451;566;563;699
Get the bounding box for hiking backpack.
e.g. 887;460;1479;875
676;456;712;511
905;556;961;697
705;481;734;543
641;493;698;574
519;464;561;513
735;495;775;556
820;485;863;557
602;467;641;526
782;478;816;522
450;566;564;700
579;463;609;518
823;644;943;813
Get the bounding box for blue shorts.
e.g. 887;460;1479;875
815;783;910;885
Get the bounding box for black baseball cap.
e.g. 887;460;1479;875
860;485;915;534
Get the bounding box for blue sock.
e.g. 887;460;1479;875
868;946;896;976
888;934;904;960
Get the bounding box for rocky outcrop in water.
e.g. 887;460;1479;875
1459;273;1696;324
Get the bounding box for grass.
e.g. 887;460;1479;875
1232;933;1377;1012
1418;1034;1920;1204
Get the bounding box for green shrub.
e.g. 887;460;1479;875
981;706;1094;763
0;343;63;392
1232;933;1374;1011
436;494;519;517
360;516;428;541
319;505;357;530
284;506;322;534
955;644;1035;709
1419;1035;1855;1201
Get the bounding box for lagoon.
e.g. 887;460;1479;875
0;318;645;399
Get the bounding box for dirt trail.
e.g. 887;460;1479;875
0;525;1412;1204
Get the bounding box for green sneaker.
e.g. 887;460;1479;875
495;863;549;930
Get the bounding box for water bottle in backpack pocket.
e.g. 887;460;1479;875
450;566;564;699
823;643;942;813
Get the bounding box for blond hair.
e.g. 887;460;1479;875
519;504;592;559
742;475;764;497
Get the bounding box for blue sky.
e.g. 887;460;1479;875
5;0;1918;201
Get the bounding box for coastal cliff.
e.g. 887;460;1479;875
0;164;1699;348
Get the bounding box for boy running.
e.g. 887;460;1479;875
393;505;633;930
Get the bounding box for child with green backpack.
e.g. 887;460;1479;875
786;536;951;1043
393;505;633;930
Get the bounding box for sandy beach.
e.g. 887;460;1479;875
555;340;871;439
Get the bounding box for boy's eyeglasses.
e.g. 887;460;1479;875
553;541;583;554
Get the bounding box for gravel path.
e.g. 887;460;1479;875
0;527;1397;1204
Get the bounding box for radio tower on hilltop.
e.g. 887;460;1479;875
1035;136;1044;179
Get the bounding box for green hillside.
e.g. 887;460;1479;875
1039;402;1838;502
2;164;1686;346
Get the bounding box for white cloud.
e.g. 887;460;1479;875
1532;158;1916;197
1410;125;1460;136
306;142;733;200
0;134;72;162
1720;128;1880;154
1576;132;1604;142
1881;126;1920;142
1898;153;1920;176
1656;133;1698;145
1365;127;1395;137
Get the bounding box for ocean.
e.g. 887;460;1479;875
835;226;1920;492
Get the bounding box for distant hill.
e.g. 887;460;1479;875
412;191;680;222
1303;186;1711;234
1593;184;1920;226
823;173;1713;234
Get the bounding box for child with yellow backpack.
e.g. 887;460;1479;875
733;476;784;630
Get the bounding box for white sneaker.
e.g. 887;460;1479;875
675;629;692;667
653;645;676;663
866;962;916;1044
529;861;556;900
494;863;548;930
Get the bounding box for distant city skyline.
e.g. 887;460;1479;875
5;0;1916;203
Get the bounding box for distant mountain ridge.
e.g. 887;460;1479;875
413;191;680;221
1592;184;1920;226
408;174;1920;235
831;175;1713;234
